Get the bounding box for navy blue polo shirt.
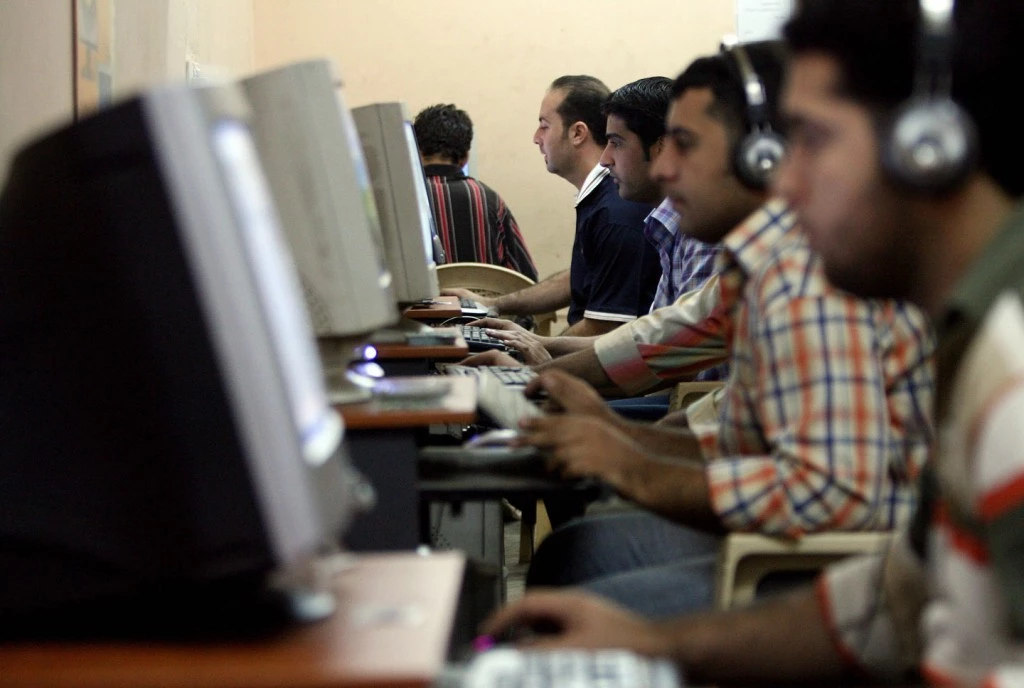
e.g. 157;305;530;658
567;174;661;325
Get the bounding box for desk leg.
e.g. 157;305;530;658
345;430;420;551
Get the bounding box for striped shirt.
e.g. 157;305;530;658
423;164;538;281
818;203;1024;688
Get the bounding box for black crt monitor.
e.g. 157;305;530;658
351;102;443;305
240;59;399;404
0;83;358;639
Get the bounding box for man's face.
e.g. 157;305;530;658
775;53;918;299
599;114;661;203
533;88;575;176
650;88;764;243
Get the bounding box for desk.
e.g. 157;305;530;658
338;376;476;551
0;551;465;688
370;335;469;376
401;295;462;323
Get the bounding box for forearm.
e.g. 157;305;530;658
619;455;723;532
494;270;570;316
560;317;622;337
535;347;621;396
659;586;848;685
544;335;598;357
618;421;704;458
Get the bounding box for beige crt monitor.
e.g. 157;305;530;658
351;102;441;304
240;60;399;404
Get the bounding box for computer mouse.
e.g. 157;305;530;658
464;428;521;448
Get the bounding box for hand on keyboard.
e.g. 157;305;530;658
469;318;552;366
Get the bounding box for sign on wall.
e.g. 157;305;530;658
736;0;794;42
74;0;114;119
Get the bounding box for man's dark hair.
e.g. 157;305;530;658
670;42;788;151
412;104;473;163
602;76;673;159
784;0;1024;197
549;75;611;146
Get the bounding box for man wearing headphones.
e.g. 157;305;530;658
483;0;1024;684
504;42;936;619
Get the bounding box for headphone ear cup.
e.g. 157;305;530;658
882;97;978;193
733;130;787;189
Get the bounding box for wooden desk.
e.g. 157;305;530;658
338;377;476;551
369;331;469;376
0;551;465;688
401;296;462;323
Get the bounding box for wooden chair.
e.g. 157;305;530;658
436;262;557;336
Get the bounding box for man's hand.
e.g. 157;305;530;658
469;317;529;334
460;350;523;367
518;413;645;492
525;369;619;423
441;287;496;311
480;590;673;655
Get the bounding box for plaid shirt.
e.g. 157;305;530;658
644;198;720;312
702;200;935;536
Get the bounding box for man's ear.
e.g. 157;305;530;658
568;121;589;146
648;136;665;161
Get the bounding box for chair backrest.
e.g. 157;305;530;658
436;262;557;335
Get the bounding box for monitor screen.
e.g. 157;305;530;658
0;83;352;637
352;102;440;304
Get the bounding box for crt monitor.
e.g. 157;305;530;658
351;101;441;304
240;59;398;403
0;83;357;638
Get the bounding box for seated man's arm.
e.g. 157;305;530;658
559;317;620;337
483;528;925;687
443;269;570;317
594;276;729;397
481;584;851;685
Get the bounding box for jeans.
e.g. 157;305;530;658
525;510;722;619
606;395;671;422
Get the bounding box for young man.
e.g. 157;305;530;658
466;78;725;385
444;75;661;337
413;104;538;280
484;1;1024;685
502;42;935;619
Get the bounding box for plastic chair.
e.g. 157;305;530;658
436;262;557;336
714;531;893;609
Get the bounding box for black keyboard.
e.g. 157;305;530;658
459;297;485;310
456;325;508;352
447;648;682;688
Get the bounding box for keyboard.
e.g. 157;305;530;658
436;363;537;388
476;368;543;429
451;648;683;688
456;325;509;352
459;296;489;312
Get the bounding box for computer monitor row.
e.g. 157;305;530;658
0;60;439;637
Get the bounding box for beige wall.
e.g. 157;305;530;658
254;0;735;281
0;0;74;185
0;0;255;186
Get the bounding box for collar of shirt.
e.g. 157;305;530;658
643;197;681;248
933;200;1024;418
574;164;609;207
423;163;468;180
718;198;797;279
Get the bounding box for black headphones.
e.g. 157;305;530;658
720;36;786;190
881;0;977;192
